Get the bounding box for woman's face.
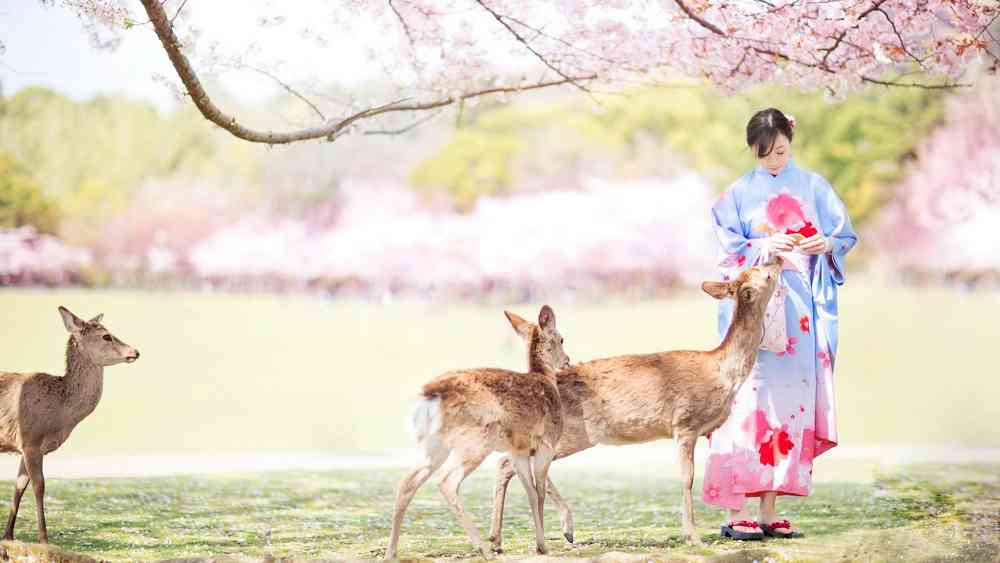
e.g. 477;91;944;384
757;133;791;176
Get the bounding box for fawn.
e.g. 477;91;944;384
386;306;569;559
1;307;139;543
488;260;780;547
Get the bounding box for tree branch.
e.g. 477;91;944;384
387;0;415;46
474;0;592;94
860;76;971;89
138;0;594;144
672;0;727;36
364;109;445;136
234;63;327;121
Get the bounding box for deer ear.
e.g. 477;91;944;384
538;305;556;331
701;281;735;300
504;310;532;339
59;306;86;333
89;313;104;324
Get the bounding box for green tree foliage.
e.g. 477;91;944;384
0;87;259;234
0;150;59;233
412;85;944;224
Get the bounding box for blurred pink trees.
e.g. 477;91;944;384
186;175;717;296
870;78;1000;282
0;227;92;286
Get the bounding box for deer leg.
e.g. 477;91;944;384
386;438;449;560
3;457;29;541
487;455;516;553
510;455;546;555
530;444;556;554
23;450;46;544
438;447;493;559
545;476;575;544
676;434;701;545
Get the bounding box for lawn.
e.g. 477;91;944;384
0;283;998;455
0;284;997;561
0;462;996;561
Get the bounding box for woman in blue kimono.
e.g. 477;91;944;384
702;108;858;540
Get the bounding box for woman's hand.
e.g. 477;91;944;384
798;234;832;255
766;233;796;253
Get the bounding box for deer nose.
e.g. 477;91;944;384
126;349;140;362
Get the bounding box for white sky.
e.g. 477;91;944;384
0;1;388;110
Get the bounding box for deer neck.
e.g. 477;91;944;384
63;337;105;424
527;348;559;388
716;298;765;390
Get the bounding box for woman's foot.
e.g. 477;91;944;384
760;519;800;538
721;520;764;540
721;509;764;540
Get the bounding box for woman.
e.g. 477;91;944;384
702;108;858;540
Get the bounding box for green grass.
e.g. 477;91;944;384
0;285;998;560
0;283;998;455
0;462;996;561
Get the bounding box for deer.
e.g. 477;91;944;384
488;259;781;549
0;306;139;544
386;305;570;560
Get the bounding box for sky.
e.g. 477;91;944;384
0;1;385;111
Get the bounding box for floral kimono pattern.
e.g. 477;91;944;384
702;160;858;510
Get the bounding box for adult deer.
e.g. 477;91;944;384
488;260;780;548
1;307;139;543
386;306;569;560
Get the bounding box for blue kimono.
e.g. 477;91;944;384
702;159;858;510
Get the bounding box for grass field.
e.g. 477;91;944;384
0;461;996;561
0;283;998;455
0;284;998;561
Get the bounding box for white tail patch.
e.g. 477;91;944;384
409;396;442;442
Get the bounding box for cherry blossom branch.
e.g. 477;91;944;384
138;0;595;144
387;0;416;46
473;0;592;94
235;63;327;121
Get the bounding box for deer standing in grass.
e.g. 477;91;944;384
488;260;780;548
0;307;139;543
386;306;570;560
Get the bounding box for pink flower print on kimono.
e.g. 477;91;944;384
719;253;747;269
799;315;810;333
777;336;798;357
818;349;833;370
743;409;795;467
762;189;818;239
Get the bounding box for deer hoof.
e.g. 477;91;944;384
536;545;548;555
478;546;495;560
564;532;574;544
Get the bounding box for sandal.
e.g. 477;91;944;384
720;520;764;541
760;519;801;538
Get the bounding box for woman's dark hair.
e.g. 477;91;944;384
746;108;794;158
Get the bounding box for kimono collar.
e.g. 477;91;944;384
755;158;799;179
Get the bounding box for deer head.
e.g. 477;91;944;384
504;305;571;374
700;258;781;316
59;306;140;367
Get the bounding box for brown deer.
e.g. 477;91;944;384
386;306;569;560
1;306;140;543
488;260;781;548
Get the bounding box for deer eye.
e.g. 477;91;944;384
102;334;113;342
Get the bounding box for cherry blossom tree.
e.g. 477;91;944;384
48;0;999;145
870;77;1000;276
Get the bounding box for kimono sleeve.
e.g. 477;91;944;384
711;179;762;278
814;176;858;286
